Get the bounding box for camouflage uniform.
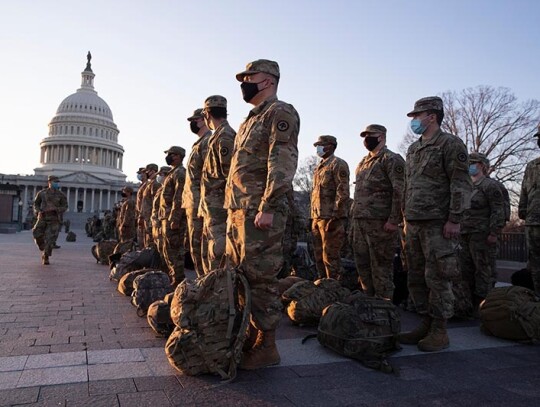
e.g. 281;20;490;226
182;123;211;277
352;132;405;299
136;179;148;246
32;180;68;261
159;149;187;286
225;94;300;332
489;177;510;286
404;126;472;319
279;189;306;278
118;191;137;242
200;118;235;274
140;177;160;248
519;155;540;295
310;140;350;280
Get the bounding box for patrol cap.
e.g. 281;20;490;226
145;163;158;172
236;59;280;81
122;186;134;194
187;108;203;121
313;135;337;147
533;124;540;138
137;167;146;174
407;96;444;117
204;95;227;109
159;166;171;174
48;175;59;182
164;146;186;157
469;152;490;167
360;124;387;137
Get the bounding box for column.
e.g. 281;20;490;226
99;189;103;211
107;190;111;211
91;189;95;212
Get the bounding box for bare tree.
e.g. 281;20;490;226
293;155;318;194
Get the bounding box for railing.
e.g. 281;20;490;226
497;233;527;262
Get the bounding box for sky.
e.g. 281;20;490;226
1;0;539;183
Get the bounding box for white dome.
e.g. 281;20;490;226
56;90;114;121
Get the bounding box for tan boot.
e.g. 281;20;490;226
399;315;432;344
417;318;449;352
239;330;281;370
242;324;259;352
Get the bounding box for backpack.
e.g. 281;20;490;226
511;268;534;291
65;231;76;242
165;265;251;381
283;278;351;326
147;293;174;338
315;291;401;373
340;258;359;291
108;240;136;266
109;247;161;281
91;240;118;265
479;286;540;341
118;269;150;296
290;244;318;281
131;270;173;317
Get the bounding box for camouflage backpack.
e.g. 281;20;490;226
315;291;401;373
65;231;76;242
109;247;161;282
283;278;351;326
108;240;136;266
165;265;251;381
118;269;150;296
131;270;173;317
91;240;118;265
147;293;174;338
480;286;540;341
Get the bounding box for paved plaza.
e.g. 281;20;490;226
0;229;538;406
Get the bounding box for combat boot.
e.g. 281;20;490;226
53;244;61;249
240;330;280;370
399;315;432;345
417;318;449;352
242;324;259;352
41;254;50;265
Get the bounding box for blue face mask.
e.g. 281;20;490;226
137;173;143;181
410;118;426;135
51;182;60;190
316;145;326;157
469;164;480;177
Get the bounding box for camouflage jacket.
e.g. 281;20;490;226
158;165;186;224
461;176;505;234
489;177;510;223
199;121;236;216
182;131;211;210
224;96;300;214
404;130;472;223
33;188;68;216
140;178;161;223
119;197;136;231
352;146;405;224
519;157;540;225
151;185;164;226
136;181;148;218
310;154;350;219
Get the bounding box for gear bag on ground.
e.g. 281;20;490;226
91;240;118;265
130;270;173;317
147;293;174;338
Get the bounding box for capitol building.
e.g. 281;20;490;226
0;53;133;230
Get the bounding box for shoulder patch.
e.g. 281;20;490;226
277;120;289;132
457;152;467;163
220;147;229;156
394;165;404;174
339;170;348;178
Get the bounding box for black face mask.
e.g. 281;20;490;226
121;192;127;198
240;81;262;103
537;136;540;149
364;136;380;151
190;121;200;134
165;154;174;165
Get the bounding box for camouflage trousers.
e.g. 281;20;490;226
525;226;540;295
32;213;61;256
137;222;146;249
352;218;397;299
311;218;345;280
201;208;227;275
279;226;298;278
459;232;494;299
185;209;204;277
404;220;459;320
226;209;286;331
161;218;187;287
119;226;136;243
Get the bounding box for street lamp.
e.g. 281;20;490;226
18;199;23;231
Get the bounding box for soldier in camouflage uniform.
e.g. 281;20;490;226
135;167;148;247
399;96;472;352
278;188;306;278
310;135;350;280
32;175;68;265
518;126;540;297
139;163;159;248
459;152;505;313
182;108;211;277
118;186;137;242
225;59;300;370
151;166;171;271
159;146;187;287
352;124;405;300
488;169;510;287
199;95;236;274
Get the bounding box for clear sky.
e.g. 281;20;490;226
1;0;539;183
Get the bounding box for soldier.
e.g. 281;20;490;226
159;146;187;287
399;96;472;352
139;163;159;248
310;135;350;280
32;175;68;265
488;169;510;287
199;95;236;274
102;210;115;240
518;125;540;297
352;124;405;300
151;166;171;270
278;188;306;278
182;108;211;277
225;59;300;369
135;167;148;247
118;186;136;242
459;152;505;313
64;219;71;233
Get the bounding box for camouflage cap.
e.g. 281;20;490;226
360;124;387;137
159;166;171;174
407;96;444;117
469;152;490;167
48;175;59;182
122;186;134;194
137;167;146;174
164;146;186;157
236;59;280;82
204;95;227;109
187;108;203;121
145;163;158;172
313;135;337;147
